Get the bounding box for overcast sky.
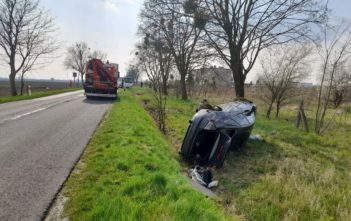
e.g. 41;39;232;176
0;0;350;81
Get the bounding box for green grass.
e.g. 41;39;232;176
133;88;351;221
63;90;237;221
0;88;81;104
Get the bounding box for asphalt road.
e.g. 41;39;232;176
0;91;113;221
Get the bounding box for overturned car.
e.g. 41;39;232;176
180;100;256;168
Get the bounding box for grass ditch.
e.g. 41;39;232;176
134;87;351;220
62;90;236;221
0;88;81;104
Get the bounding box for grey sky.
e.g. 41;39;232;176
0;0;350;81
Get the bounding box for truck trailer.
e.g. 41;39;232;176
84;59;119;99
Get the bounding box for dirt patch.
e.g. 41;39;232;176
44;160;86;221
44;193;69;221
71;160;86;175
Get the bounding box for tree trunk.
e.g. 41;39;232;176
9;73;17;96
81;73;84;87
234;77;245;98
296;101;309;132
231;60;245;98
162;78;168;95
275;101;281;118
20;73;25;96
333;91;343;108
180;73;188;100
266;101;274;119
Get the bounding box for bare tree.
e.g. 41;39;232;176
19;32;59;95
126;64;140;84
201;0;325;98
90;50;107;61
137;26;173;93
258;44;312;118
64;43;108;86
137;37;170;132
0;0;58;96
140;0;209;100
19;54;44;95
315;22;351;134
138;1;175;96
64;42;90;87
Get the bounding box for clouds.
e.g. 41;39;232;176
100;0;118;12
99;0;138;13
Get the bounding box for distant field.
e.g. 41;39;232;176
0;79;80;96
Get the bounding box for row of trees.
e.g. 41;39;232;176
135;0;351;135
135;0;326;100
315;22;351;133
257;20;351;134
257;44;312;119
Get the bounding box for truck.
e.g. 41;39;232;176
84;59;119;99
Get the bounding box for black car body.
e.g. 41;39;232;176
180;101;256;168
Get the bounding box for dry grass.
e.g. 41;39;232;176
237;158;351;220
134;87;351;221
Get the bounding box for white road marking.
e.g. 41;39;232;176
0;94;84;125
35;90;84;101
9;108;47;120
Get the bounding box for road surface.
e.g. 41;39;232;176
0;91;113;221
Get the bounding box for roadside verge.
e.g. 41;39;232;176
0;88;81;104
53;90;236;221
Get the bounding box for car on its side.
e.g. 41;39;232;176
180;100;256;168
